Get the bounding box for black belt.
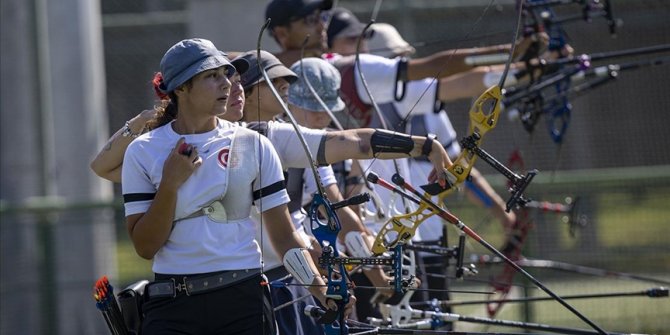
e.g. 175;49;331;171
146;268;260;299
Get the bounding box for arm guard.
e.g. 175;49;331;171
344;231;373;258
283;248;319;286
370;129;414;155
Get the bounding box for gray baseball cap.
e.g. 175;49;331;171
237;50;298;90
159;38;235;93
288;57;345;112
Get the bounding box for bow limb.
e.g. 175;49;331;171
354;19;414;215
444;0;525;190
370;202;436;256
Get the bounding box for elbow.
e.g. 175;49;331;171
90;160;104;178
130;233;159;260
134;245;157;260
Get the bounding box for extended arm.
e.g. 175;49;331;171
407;35;540;81
90;110;156;182
322;129;452;184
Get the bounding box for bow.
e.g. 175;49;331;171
259;19;417;335
505;44;670;144
354;19;414;217
355;2;541;327
257;19;354;335
504;0;665;147
297;36;393;230
367;172;611;334
509;0;619;144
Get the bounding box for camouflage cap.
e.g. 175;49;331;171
288;57;345;113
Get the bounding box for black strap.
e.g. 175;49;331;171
245;121;269;136
285;168;306;213
422;134;437;157
394;57;409;101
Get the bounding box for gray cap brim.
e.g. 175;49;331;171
244;64;298;90
288;93;345;113
165;56;234;93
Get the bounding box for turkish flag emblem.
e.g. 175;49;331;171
217;148;230;168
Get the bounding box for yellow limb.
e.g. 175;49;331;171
371;202;437;255
447;85;503;185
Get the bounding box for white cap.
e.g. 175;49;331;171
368;23;415;58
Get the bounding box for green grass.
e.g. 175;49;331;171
450;277;670;334
597;188;670;248
116;239;153;286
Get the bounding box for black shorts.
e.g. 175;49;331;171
141;274;277;335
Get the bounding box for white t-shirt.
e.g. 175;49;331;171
326;53;434;117
263;121;327;168
122;120;289;274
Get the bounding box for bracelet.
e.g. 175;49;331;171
422;134;437;157
121;121;142;138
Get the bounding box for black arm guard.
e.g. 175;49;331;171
370;129;414;156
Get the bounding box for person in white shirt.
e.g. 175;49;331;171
121;38;347;335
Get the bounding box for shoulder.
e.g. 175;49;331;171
127;124;169;152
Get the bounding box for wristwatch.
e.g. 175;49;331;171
422;133;437;156
121;121;141;138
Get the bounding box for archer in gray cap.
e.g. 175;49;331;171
236;50;298;91
288;57;344;129
158;38;236;93
235;50;300;122
120;37;342;335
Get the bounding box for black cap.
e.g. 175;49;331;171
265;0;333;29
236;50;298;90
326;8;370;48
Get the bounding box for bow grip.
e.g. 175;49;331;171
309;193;342;254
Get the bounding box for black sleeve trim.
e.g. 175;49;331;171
316;135;329;166
252;180;286;201
433;79;445;114
123;193;156;203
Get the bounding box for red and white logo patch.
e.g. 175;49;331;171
217;147;230;168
